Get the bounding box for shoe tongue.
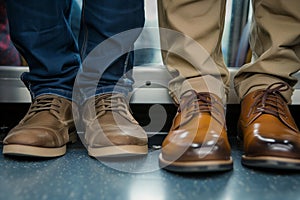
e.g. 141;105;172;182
99;108;138;125
94;94;138;124
23;110;61;126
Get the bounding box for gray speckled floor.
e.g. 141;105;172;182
1;139;300;200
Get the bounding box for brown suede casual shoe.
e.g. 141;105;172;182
82;93;148;157
159;91;233;172
3;94;76;157
238;82;300;170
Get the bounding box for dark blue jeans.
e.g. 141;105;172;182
5;0;145;102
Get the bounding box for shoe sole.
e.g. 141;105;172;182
88;145;148;157
2;144;66;157
242;155;300;170
159;153;233;172
2;131;77;158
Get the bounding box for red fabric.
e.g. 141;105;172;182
0;0;21;66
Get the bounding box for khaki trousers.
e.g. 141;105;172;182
157;0;300;103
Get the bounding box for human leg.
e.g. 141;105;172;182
157;0;229;102
157;0;232;172
5;0;80;100
78;0;148;157
78;0;145;97
234;0;300;102
235;0;300;169
3;0;78;157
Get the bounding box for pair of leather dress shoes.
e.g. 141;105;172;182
159;82;300;172
3;93;148;157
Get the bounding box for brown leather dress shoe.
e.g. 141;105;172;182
3;94;76;157
239;82;300;170
82;93;148;157
159;91;233;172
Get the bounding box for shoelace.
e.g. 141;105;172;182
21;96;63;123
29;97;62;114
94;93;130;117
178;90;224;125
248;82;289;117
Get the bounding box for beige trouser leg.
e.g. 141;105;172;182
157;0;229;104
234;0;300;103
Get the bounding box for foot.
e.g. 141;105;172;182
82;93;148;157
239;82;300;170
3;94;76;157
159;91;233;172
